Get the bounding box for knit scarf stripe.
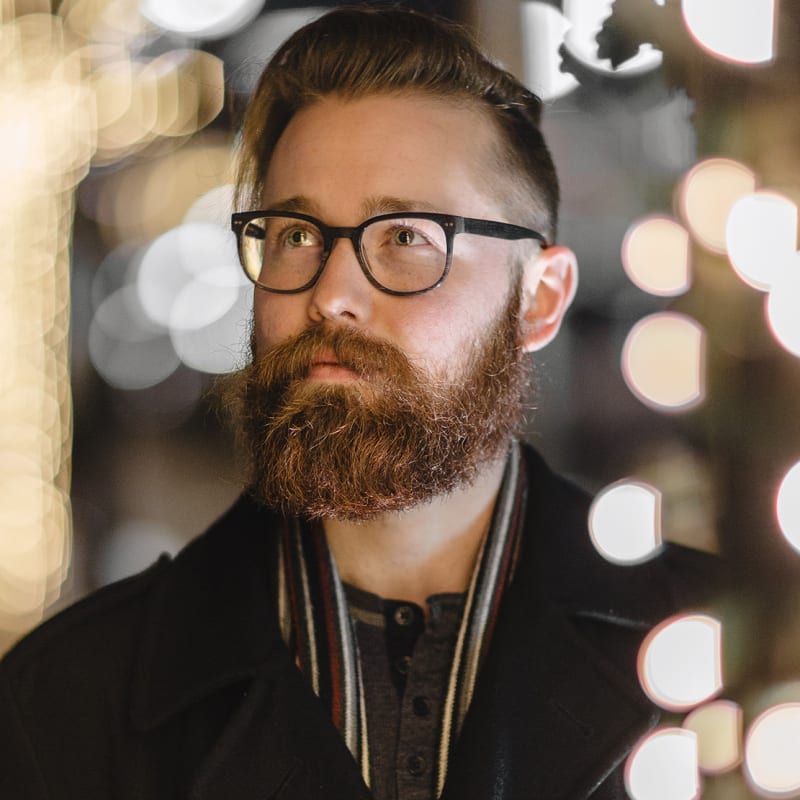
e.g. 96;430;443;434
279;442;526;796
283;519;369;781
436;444;526;795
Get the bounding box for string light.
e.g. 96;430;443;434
589;480;663;564
726;192;798;291
678;159;756;254
681;0;776;65
626;729;700;800
623;216;691;297
622;313;706;412
638;614;723;711
745;704;800;797
683;701;743;774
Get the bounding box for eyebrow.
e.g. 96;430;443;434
265;195;443;219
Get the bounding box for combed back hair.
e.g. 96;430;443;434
235;6;560;242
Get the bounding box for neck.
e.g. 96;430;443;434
322;449;510;611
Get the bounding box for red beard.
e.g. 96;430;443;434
220;284;528;520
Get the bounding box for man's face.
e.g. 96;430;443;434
234;93;536;519
253;93;525;380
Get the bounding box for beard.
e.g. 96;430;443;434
219;283;529;521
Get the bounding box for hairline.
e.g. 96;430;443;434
241;87;552;240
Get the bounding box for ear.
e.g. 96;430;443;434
519;245;578;353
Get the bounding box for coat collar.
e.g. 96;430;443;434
129;496;285;731
128;445;710;798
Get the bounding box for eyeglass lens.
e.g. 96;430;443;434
240;214;448;293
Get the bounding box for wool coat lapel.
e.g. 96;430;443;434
189;663;371;800
127;446;712;799
129;498;372;800
440;446;663;799
441;590;658;799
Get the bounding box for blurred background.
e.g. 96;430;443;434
1;0;799;796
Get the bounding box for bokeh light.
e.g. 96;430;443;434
184;184;234;227
766;253;800;358
79;135;233;242
136;222;245;327
170;285;251;375
88;217;249;386
683;700;743;774
521;0;661;102
220;8;327;96
678;159;756;254
0;10;93;634
88;286;181;390
588;480;663;564
95;519;183;584
521;2;578;101
626;728;700;800
775;461;800;553
156;50;225;138
139;0;265;39
681;0;776;65
622;313;706;412
726;192;798;291
562;0;663;77
638;614;723;711
62;0;150;45
745;704;800;798
622;216;691;297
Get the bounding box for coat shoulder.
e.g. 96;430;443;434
2;555;169;687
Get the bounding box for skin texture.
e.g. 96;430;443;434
252;93;578;607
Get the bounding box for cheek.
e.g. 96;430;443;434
397;295;498;375
252;294;300;353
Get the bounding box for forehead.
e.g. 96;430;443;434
261;92;506;220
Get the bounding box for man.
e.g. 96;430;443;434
0;7;715;799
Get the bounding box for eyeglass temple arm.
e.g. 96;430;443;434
461;218;549;248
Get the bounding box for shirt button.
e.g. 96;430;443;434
412;695;431;717
406;753;427;776
394;605;415;626
394;655;412;675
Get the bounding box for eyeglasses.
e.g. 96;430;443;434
230;210;549;296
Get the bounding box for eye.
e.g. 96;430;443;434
393;227;417;246
285;226;315;247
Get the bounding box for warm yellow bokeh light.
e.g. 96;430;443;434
766;253;800;358
588;480;663;564
775;461;800;553
62;0;151;45
0;11;91;639
90;57;134;128
622;313;706;412
626;728;700;800
84;136;233;240
681;0;776;65
678;158;756;254
638;614;723;712
726;192;798;291
146;50;224;138
745;704;800;798
683;701;743;774
623;216;691;297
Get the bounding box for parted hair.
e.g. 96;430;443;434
235;6;559;241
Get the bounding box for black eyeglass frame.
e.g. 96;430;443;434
231;210;550;297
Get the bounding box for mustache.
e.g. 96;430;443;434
250;324;417;387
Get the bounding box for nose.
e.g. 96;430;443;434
307;236;373;324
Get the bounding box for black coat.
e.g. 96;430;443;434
0;446;718;799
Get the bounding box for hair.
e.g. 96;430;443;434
234;6;560;242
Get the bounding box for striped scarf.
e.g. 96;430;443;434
277;442;527;795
